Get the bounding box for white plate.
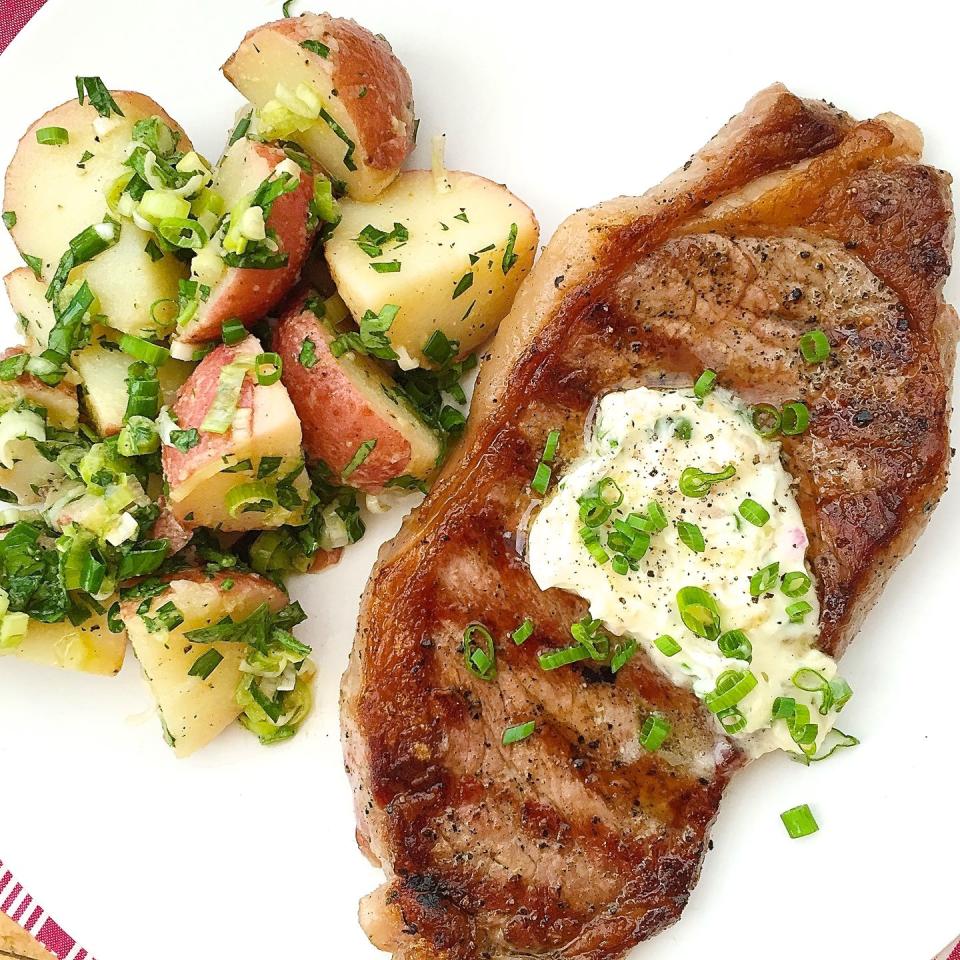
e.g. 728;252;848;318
1;2;958;958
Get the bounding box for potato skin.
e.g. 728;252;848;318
178;140;316;344
222;14;415;197
274;291;433;491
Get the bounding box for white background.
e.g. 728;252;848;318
1;1;958;958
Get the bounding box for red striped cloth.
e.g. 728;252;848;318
937;937;960;960
0;860;94;959
0;0;45;53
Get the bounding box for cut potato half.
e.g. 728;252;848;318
1;605;125;676
3;92;192;336
123;571;286;758
275;290;440;491
162;335;310;530
71;341;191;437
174;137;316;344
222;14;415;200
325;170;538;366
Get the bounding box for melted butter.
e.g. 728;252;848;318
527;386;846;758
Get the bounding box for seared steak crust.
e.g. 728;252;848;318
341;86;956;960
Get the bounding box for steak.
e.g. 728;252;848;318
340;85;956;959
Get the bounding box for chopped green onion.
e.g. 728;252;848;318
542;429;561;463
188;648;224;679
694;369;717;399
531;461;552;495
717;629;752;661
781;571;812;598
36;126;69;146
537;644;591;671
610;637;637;673
225;481;277;518
222;318;246;345
749;561;779;597
512;618;534;645
2;211;16;229
653;634;681;657
107;602;123;633
201;360;252;433
579;527;609;565
786;600;813;623
799;329;830;364
771;696;796;720
780;804;819;839
639;714;670;752
704;670;758;713
751;403;782;438
677;521;705;553
298;337;318;369
806;728;859;763
370;260;401;273
598;477;623;507
780;401;810;435
570;618;609;661
578;496;611;527
610;554;629;575
739;498;770;527
255;352;282;386
717;707;747;733
119;333;169;366
157;217;208;250
828;677;853;712
463;623;496;681
124;361;160;421
676;586;721;641
674;418;692;441
646;502;668;531
678;464;736;498
502;721;535;745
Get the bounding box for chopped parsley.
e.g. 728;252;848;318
75;76;124;118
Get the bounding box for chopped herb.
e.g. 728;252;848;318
452;272;474;299
169;428;199;453
75;76;124;118
144;238;164;262
22;252;42;278
502;721;535;745
299;337;318;369
502;223;519;274
454;208;469;223
358;86;368;98
188;648;224;680
341;439;376;479
318;107;357;171
330;304;399;361
228;112;252;146
300;39;330;57
370;260;401;273
2;211;17;229
423;330;458;366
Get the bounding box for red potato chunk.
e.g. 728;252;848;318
162;335;310;530
174;138;317;345
222;13;415;200
274;290;440;492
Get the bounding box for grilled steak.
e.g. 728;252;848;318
341;85;956;959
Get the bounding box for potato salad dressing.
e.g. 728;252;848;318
528;386;851;759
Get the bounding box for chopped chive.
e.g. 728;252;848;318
531;462;551;495
694;369;717;399
654;634;681;657
542;429;560;463
463;623;496;681
36;126;69;146
188;649;224;680
502;721;536;745
610;638;637;673
639;714;670;752
781;571;811;598
512;618;534;645
739;498;770;527
786;600;813;623
799;329;830;364
750;561;780;597
370;260;401;273
780;803;819;839
537;644;591;670
780;401;810;435
677;521;705;552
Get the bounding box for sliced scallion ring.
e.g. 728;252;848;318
780;570;811;597
798;329;830;364
678;464;736;498
255;352;282;386
676;586;721;641
780;401;810;435
717;629;752;661
225;481;277;518
780;803;819;839
749;561;779;597
119;333;170;366
704;669;758;713
751;403;782;438
693;369;716;399
463;623;496;681
639;714;671;751
36;126;69;146
739;498;770;527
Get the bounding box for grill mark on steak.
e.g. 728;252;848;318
342;85;956;960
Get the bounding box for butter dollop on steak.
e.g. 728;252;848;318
340;84;956;959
